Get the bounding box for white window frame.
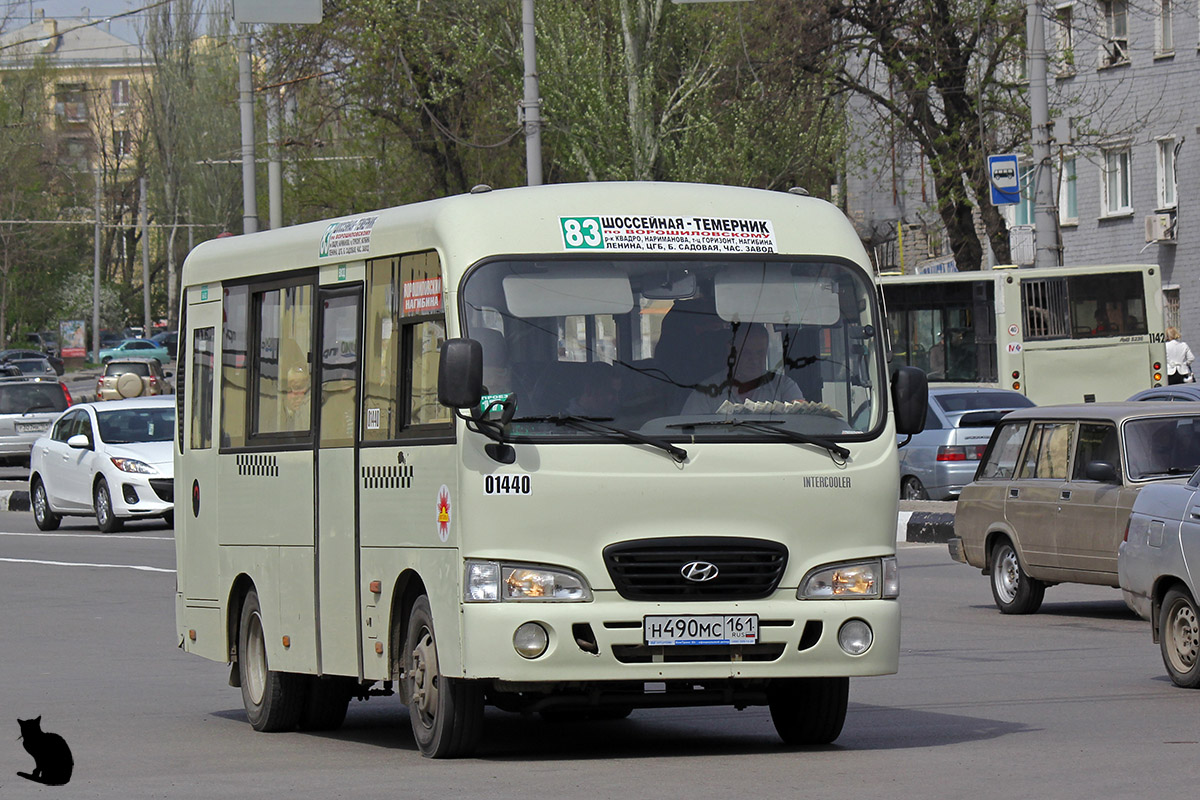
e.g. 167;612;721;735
1157;137;1177;209
1059;154;1078;225
1156;0;1174;55
111;78;131;107
1101;0;1130;67
1055;3;1076;75
1100;145;1133;217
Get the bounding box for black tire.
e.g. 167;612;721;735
990;539;1045;614
93;478;124;533
238;589;306;732
1160;588;1200;688
901;476;929;500
402;595;484;758
768;677;849;745
298;676;354;731
31;478;61;531
163;511;174;529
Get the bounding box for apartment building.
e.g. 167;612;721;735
0;10;147;171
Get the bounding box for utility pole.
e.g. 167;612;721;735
1028;0;1059;267
521;0;543;186
141;176;151;335
92;167;101;363
238;23;258;234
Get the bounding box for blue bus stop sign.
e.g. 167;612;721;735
988;154;1021;205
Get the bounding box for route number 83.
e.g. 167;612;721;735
561;217;605;249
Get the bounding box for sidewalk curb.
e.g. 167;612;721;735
903;511;955;543
1;489;30;512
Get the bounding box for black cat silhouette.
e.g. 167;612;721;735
17;716;73;786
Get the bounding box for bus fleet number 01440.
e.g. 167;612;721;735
484;474;532;495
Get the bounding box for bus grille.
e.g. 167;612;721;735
602;537;788;601
149;479;173;502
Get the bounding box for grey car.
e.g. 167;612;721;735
0;377;71;465
898;387;1034;500
951;403;1200;614
1120;471;1200;687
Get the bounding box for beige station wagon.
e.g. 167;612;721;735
950;403;1200;613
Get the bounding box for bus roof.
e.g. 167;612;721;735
181;182;870;286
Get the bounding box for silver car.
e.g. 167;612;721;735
1120;472;1200;687
898;387;1034;500
0;377;71;466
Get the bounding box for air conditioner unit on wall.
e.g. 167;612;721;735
1145;213;1176;243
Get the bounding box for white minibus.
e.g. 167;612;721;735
174;181;926;756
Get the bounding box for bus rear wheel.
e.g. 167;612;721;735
767;677;849;746
239;588;305;732
402;595;483;757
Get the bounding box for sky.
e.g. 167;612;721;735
1;1;235;44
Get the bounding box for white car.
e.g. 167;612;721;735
30;396;174;532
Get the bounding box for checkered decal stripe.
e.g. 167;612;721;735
362;465;413;489
237;454;279;477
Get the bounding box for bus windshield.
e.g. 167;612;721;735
460;257;883;440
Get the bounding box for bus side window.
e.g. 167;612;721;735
190;327;215;450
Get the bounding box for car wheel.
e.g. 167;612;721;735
239;588;306;731
93;478;124;533
163;511;174;528
1160;588;1200;688
101;356;112;364
901;476;929;500
767;677;849;745
402;595;484;758
31;478;61;531
990;538;1044;614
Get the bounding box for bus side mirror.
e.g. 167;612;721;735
891;366;928;435
438;338;484;409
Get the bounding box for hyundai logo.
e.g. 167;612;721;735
681;561;719;582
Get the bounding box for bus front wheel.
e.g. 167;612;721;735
238;588;305;732
768;676;849;745
402;595;483;757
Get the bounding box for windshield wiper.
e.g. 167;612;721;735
668;418;850;460
512;414;687;463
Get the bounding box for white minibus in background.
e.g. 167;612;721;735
879;263;1167;405
174;182;927;757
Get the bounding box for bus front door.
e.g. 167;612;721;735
315;287;364;678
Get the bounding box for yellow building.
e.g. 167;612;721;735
0;11;148;171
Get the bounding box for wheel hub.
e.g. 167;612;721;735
411;630;439;719
1169;604;1199;669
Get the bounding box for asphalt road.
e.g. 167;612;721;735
1;505;1196;798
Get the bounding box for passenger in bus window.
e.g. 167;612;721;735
680;324;804;414
1105;300;1140;334
284;366;311;430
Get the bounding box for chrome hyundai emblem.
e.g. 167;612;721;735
681;561;719;582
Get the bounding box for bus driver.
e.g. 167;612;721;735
680;323;804;413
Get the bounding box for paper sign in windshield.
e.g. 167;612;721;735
560;215;776;254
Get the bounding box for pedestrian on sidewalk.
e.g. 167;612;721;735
1166;326;1195;384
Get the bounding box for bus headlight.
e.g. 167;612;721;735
465;560;593;602
798;557;899;600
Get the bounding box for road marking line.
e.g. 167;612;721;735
0;557;174;573
0;531;173;541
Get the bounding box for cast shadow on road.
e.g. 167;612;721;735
211;698;1029;760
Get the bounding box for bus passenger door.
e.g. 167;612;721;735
315;287;364;678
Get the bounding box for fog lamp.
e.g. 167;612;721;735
513;622;549;659
838;619;873;655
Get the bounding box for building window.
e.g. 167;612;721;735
1157;138;1177;208
1014;165;1035;226
55;83;88;122
1101;146;1132;216
1164;286;1180;331
1054;4;1076;74
110;78;131;107
1059;155;1078;224
1102;0;1129;66
1156;0;1173;54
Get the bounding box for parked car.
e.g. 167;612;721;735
1129;385;1200;402
96;359;172;400
29;396;175;532
25;331;59;357
99;330;126;348
1119;470;1200;687
0;348;64;376
898;387;1035;500
0;376;72;466
98;338;171;365
950;403;1200;614
150;329;178;359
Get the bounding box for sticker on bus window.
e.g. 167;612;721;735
366;407;381;430
560;215;776;254
437;485;452;542
402;277;442;315
484;474;531;496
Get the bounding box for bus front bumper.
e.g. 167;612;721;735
459;592;899;683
